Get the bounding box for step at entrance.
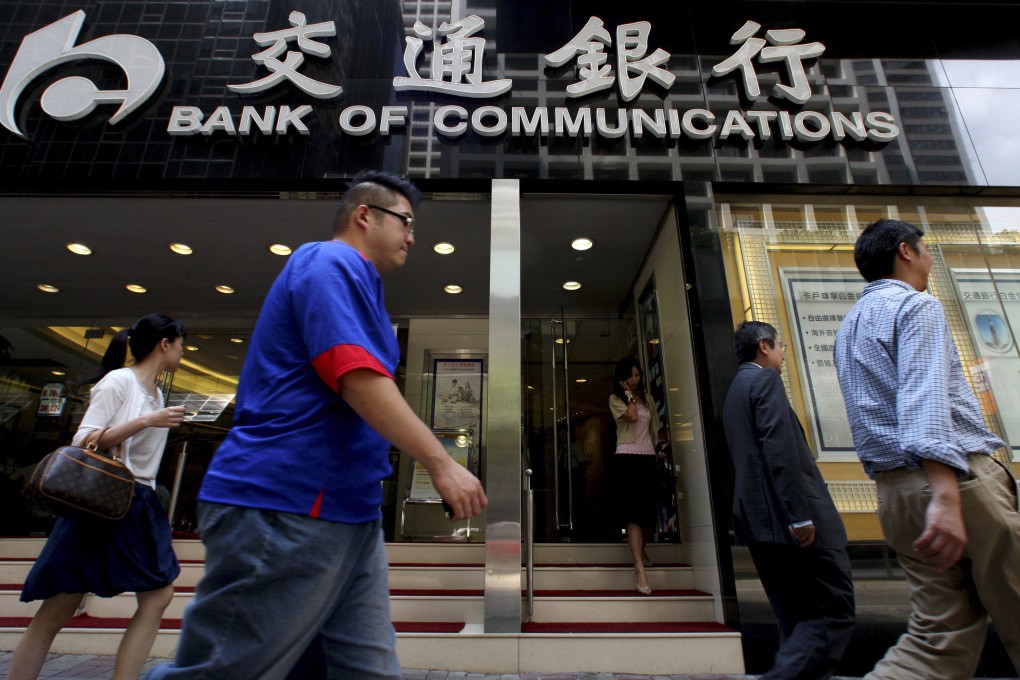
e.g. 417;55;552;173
0;539;744;675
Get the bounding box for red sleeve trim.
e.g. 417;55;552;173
312;344;394;394
309;489;325;518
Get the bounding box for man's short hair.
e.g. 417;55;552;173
733;321;777;363
334;170;421;235
854;218;925;282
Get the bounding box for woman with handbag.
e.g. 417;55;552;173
609;356;662;596
9;313;187;680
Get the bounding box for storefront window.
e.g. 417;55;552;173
0;323;247;536
719;197;1020;466
717;197;1020;537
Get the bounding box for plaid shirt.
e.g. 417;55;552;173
834;278;1006;477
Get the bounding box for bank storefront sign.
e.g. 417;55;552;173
0;9;899;145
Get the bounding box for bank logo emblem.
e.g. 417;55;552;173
0;10;165;138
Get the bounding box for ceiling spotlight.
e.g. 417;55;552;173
563;281;581;290
215;285;235;294
169;243;193;255
229;337;245;344
51;370;66;376
125;284;147;293
444;284;463;294
433;242;455;255
185;345;199;352
554;337;572;344
66;243;92;255
571;238;594;251
648;338;661;345
575;378;587;383
37;284;60;293
269;243;292;256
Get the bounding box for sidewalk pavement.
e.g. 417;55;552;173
0;652;864;680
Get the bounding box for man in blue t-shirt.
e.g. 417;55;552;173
146;171;488;680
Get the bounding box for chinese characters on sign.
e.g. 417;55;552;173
711;20;824;105
544;16;675;102
394;16;511;98
1;10;899;144
780;269;864;458
37;382;66;417
228;11;342;98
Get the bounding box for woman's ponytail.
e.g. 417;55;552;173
77;314;185;386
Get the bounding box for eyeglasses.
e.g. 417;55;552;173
368;204;415;235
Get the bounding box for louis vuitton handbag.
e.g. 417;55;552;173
25;429;135;521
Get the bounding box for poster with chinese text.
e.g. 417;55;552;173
431;359;483;430
780;268;864;459
949;269;1020;455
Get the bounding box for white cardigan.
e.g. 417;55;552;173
72;367;168;486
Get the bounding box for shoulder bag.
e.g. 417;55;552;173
24;428;135;521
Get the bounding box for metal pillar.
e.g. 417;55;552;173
484;179;522;633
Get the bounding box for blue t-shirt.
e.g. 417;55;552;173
199;241;400;523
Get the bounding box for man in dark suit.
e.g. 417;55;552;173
723;321;855;680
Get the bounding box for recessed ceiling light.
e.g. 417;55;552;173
433;242;455;255
125;284;147;294
169;243;193;255
563;281;582;290
269;243;292;256
575;378;587;383
37;284;60;293
51;370;66;376
554;337;572;344
215;285;235;294
66;243;91;255
444;284;463;294
185;345;199;352
571;238;594;251
229;337;244;344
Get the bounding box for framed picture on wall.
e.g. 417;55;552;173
431;358;483;430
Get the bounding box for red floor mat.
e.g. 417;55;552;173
522;621;734;633
0;615;464;634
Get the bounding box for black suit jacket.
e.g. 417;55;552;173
722;363;847;550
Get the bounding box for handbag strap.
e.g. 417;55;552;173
82;427;123;462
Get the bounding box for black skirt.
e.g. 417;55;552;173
21;483;180;601
614;453;658;529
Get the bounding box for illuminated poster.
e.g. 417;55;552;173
950;269;1020;455
37;382;66;417
408;432;473;501
780;268;864;458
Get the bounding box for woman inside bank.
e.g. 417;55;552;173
609;356;661;595
9;314;187;680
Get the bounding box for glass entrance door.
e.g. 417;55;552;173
522;314;637;543
519;191;679;544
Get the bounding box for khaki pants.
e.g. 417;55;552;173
866;455;1020;680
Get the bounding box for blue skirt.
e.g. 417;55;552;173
21;483;180;601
